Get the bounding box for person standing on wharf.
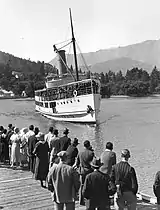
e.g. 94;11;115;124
111;149;138;210
48;151;80;210
100;142;116;176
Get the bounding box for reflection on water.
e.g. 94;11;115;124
1;97;160;196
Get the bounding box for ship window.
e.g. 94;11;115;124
45;103;48;108
70;101;72;103
63;102;65;104
67;101;68;104
50;102;56;108
61;102;63;104
57;103;59;105
78;99;80;102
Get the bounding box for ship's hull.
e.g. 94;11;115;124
35;93;101;124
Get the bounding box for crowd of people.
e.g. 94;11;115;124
0;124;160;210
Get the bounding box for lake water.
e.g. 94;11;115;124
1;97;160;196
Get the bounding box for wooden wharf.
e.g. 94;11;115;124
0;164;157;210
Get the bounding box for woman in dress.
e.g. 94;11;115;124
20;127;28;167
33;132;49;188
10;127;21;167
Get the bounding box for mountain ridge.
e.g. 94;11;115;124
49;39;160;74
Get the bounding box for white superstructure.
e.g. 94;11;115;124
35;78;101;124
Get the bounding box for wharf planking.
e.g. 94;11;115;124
0;164;157;210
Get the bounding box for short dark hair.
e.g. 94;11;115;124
3;129;7;134
106;142;113;150
29;125;34;131
84;140;90;148
54;129;58;135
34;127;39;135
8;124;12;129
49;127;54;133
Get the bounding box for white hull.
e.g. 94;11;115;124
35;94;101;124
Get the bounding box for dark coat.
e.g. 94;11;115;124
111;161;138;195
28;135;37;173
76;148;94;175
33;141;49;180
82;170;116;208
153;171;160;198
76;147;94;206
59;136;71;151
66;144;78;166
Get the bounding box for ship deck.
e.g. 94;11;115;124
0;163;157;210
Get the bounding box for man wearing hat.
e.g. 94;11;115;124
66;138;79;166
48;151;80;210
58;128;71;151
83;157;116;210
110;149;138;210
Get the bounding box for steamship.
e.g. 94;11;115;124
35;9;101;124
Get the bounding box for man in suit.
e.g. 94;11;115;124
75;140;95;205
83;157;116;210
100;142;116;176
59;128;71;151
27;127;39;173
48;151;80;210
66;138;79;166
110;149;138;210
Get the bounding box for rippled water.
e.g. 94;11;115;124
1;97;160;196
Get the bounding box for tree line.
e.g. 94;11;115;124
0;59;160;98
97;66;160;98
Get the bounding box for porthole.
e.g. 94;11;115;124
63;102;65;104
78;99;80;102
70;101;72;103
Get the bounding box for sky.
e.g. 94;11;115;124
0;0;160;62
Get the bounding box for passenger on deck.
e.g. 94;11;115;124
111;149;138;210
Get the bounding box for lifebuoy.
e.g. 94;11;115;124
73;90;77;97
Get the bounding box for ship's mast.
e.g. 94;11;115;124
69;8;79;81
